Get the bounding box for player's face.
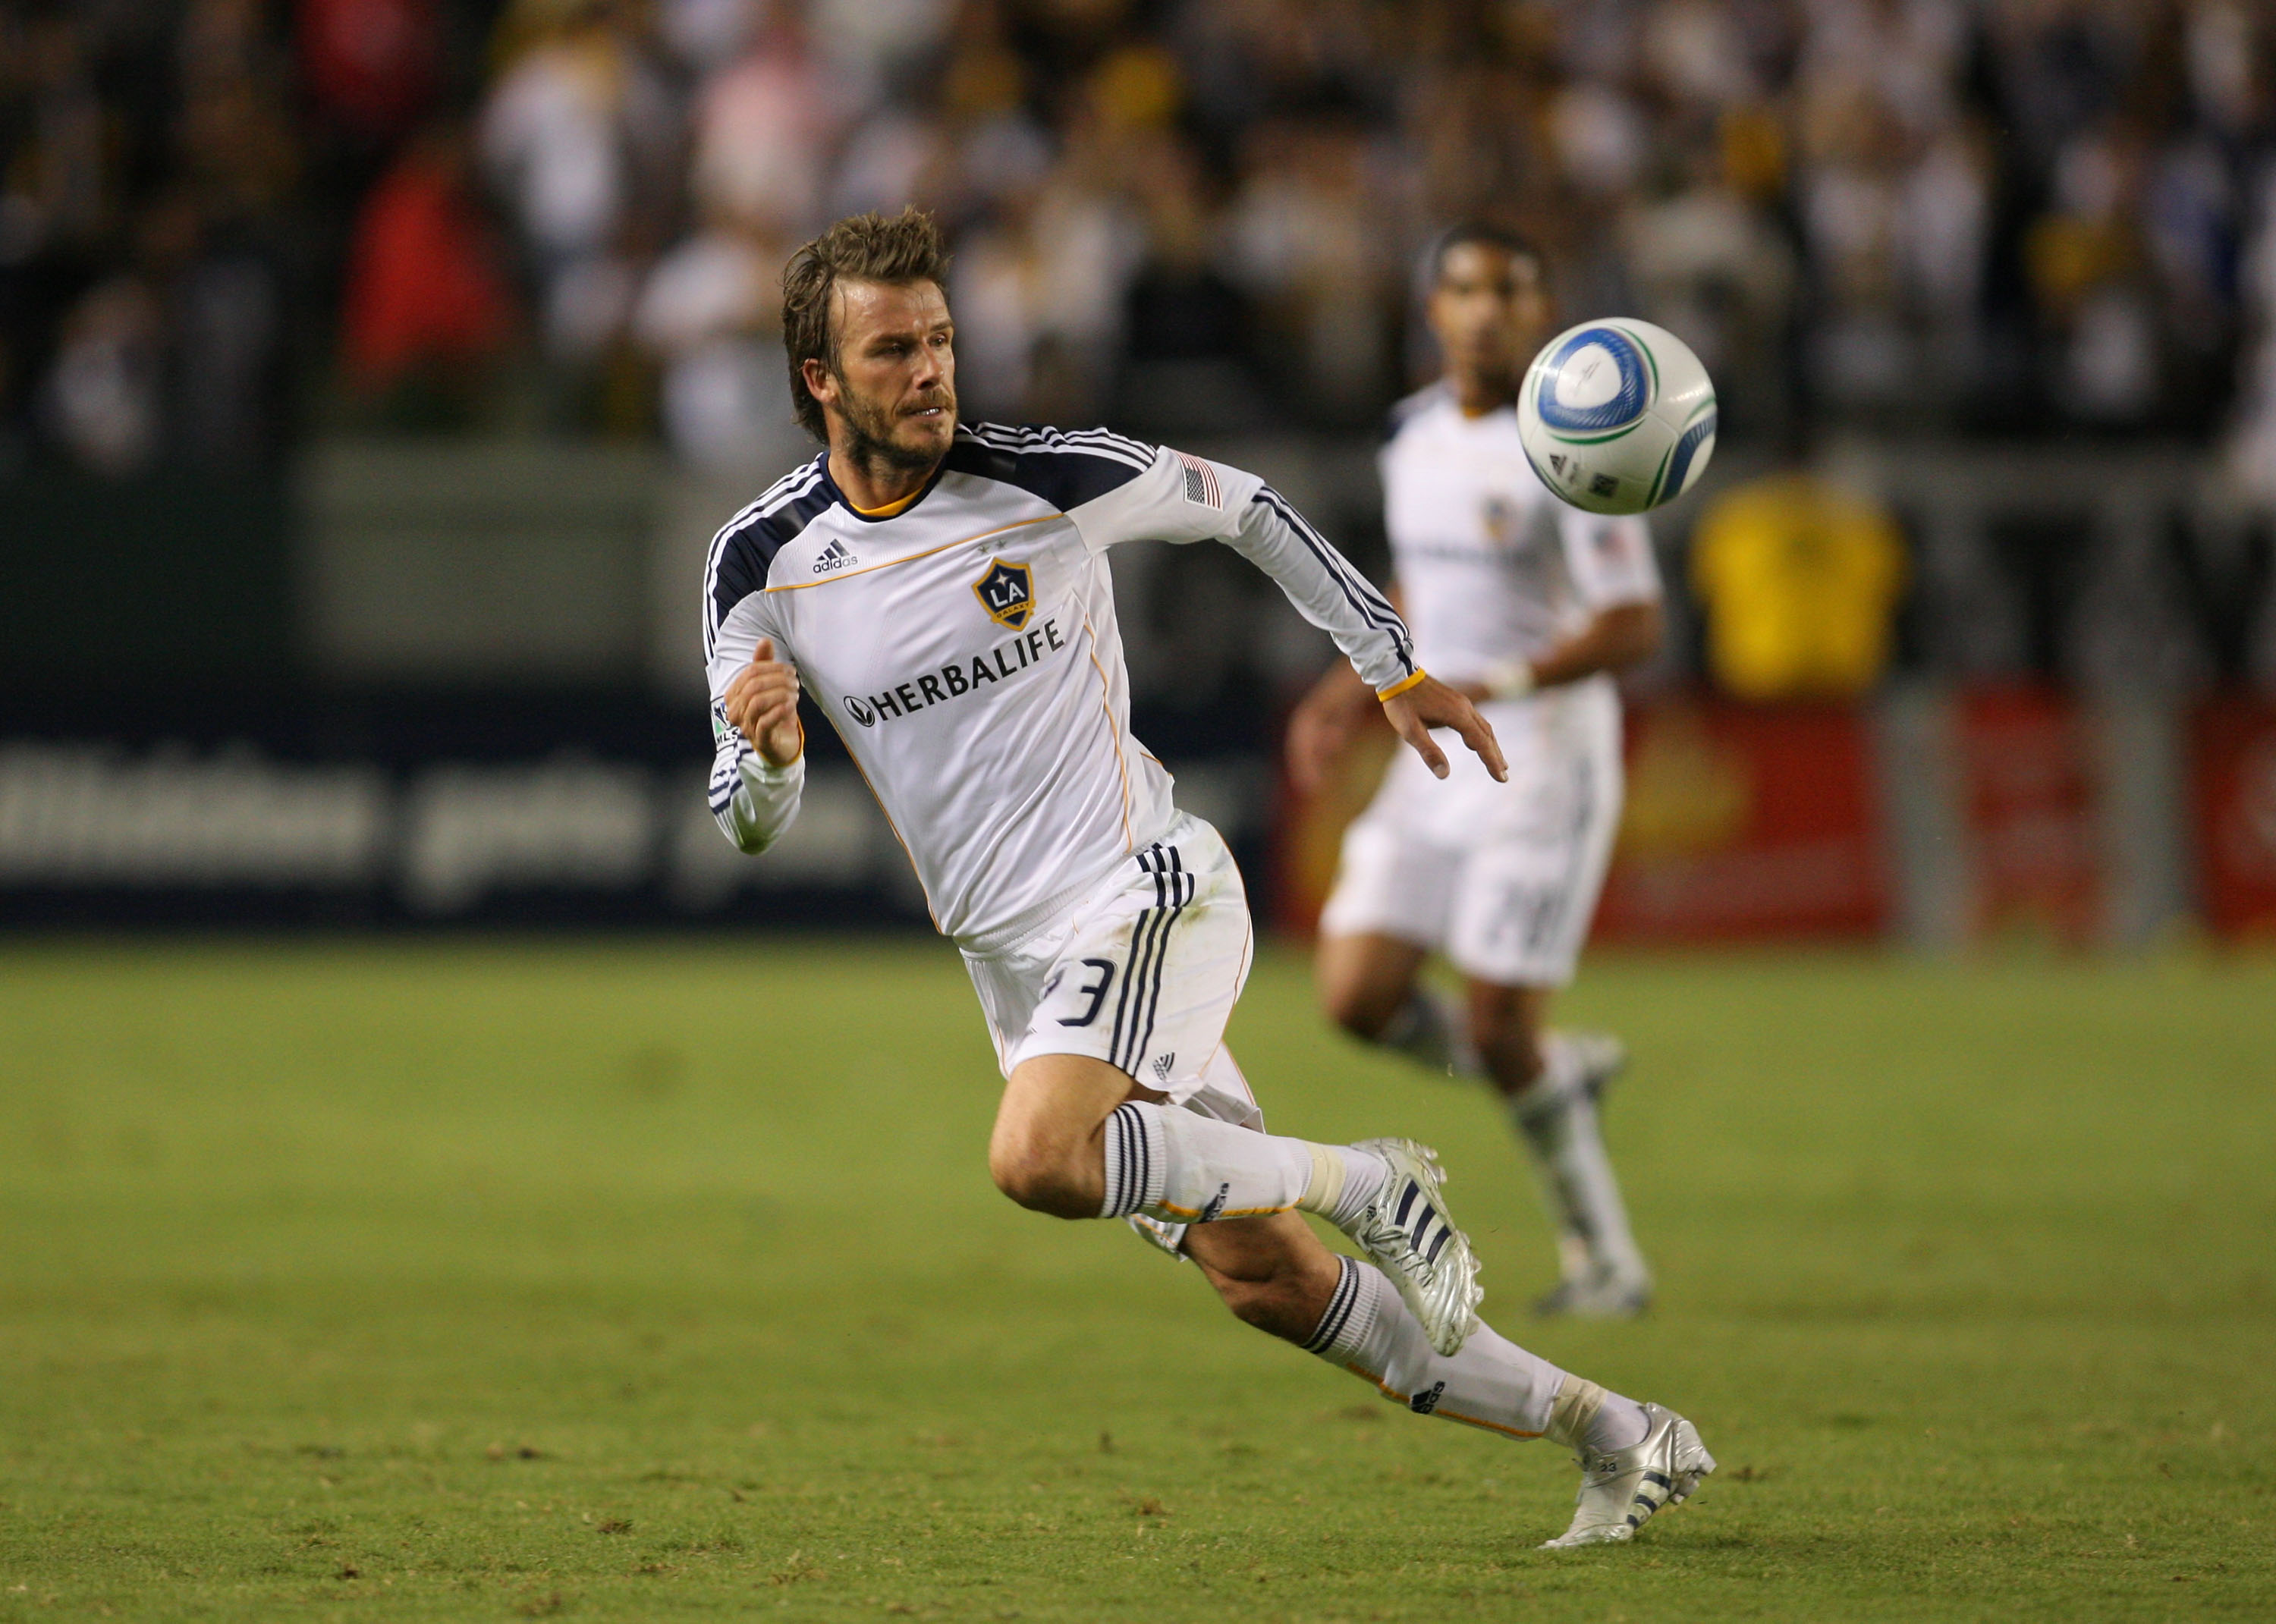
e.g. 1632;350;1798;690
1428;243;1550;394
812;278;959;470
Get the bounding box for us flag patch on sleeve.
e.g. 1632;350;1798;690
1174;450;1223;508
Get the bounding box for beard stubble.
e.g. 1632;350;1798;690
835;370;956;482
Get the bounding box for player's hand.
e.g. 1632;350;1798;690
1382;674;1507;783
723;639;804;767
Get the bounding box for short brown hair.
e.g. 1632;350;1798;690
781;208;953;440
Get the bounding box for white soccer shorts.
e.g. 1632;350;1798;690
1319;688;1624;988
962;810;1262;1127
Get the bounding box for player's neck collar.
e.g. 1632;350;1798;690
1452;382;1517;419
847;487;925;519
820;449;952;523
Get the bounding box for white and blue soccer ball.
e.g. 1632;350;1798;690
1517;319;1717;516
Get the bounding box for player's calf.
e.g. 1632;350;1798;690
1182;1211;1344;1343
1464;982;1551;1096
1318;955;1483;1082
1314;932;1431;1046
997;1052;1481;1353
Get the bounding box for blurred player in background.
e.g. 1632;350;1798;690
708;209;1711;1546
1288;225;1665;1319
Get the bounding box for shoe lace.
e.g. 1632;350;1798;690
1352;1209;1435;1284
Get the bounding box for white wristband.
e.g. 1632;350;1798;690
741;748;805;786
1481;659;1536;701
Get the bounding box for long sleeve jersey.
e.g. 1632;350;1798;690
703;422;1418;950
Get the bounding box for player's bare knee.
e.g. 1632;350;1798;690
987;1150;1088;1217
1321;979;1397;1041
986;1131;1094;1218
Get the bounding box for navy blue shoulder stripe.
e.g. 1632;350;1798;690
1253;485;1416;676
948;422;1152;513
963;421;1154;472
703;458;833;657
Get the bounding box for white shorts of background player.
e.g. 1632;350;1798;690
1322;680;1622;988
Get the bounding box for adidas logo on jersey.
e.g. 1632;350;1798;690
1408;1381;1447;1415
812;540;857;575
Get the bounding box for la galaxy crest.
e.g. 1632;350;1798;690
973;558;1034;630
1482;494;1520;547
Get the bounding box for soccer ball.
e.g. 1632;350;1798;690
1517;319;1717;516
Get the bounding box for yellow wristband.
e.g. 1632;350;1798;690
1375;668;1429;701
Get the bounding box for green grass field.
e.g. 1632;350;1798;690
2;940;2271;1622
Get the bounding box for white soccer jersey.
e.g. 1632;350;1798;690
1319;386;1663;982
705;422;1417;947
1380;385;1661;687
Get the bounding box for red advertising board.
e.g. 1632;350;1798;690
1592;700;1888;942
1273;699;1889;943
2192;696;2276;941
1954;686;2101;946
1278;687;2276;950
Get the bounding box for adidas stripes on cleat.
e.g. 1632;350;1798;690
1540;1403;1715;1547
1341;1137;1482;1357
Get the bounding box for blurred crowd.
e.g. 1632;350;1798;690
8;0;2276;480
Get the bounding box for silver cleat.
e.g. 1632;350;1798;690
1540;1403;1715;1547
1520;1030;1645;1317
1344;1138;1482;1357
1532;1264;1652;1320
1549;1029;1627;1104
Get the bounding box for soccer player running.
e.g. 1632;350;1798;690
1288;225;1664;1320
707;209;1711;1546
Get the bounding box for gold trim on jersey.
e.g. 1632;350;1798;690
762;516;1057;592
1080;612;1135;853
847;487;926;519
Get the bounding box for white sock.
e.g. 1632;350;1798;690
1303;1257;1649;1450
1509;1048;1647;1284
1098;1101;1386;1230
1374;985;1480;1079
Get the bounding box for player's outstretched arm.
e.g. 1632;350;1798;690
1061;440;1504;785
1212;486;1504;784
709;638;806;855
1381;674;1507;783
